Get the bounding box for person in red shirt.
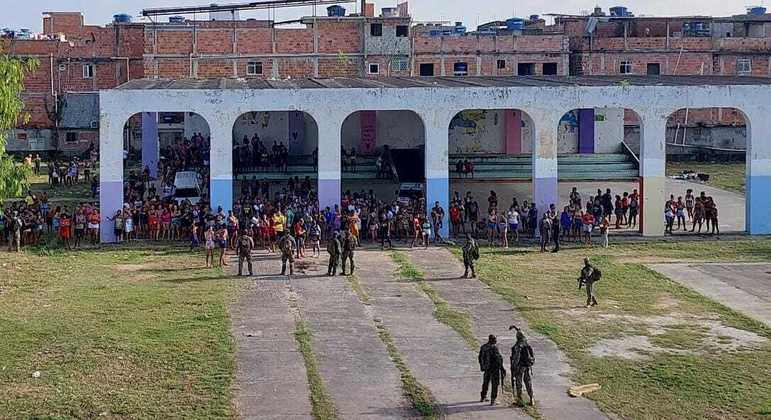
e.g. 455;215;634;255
148;208;159;241
582;211;595;246
450;203;461;237
60;211;72;250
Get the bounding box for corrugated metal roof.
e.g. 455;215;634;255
115;75;771;91
60;93;99;129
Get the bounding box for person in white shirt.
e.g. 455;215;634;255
507;209;520;243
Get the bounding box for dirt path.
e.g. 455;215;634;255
407;247;608;420
228;253;313;419
355;248;530;419
291;256;416;419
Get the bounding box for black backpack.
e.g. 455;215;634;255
479;345;492;371
514;344;535;368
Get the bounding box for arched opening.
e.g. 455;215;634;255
113;111;211;242
231;111;319;205
662;107;747;234
447;109;534;242
338;110;426;242
554;108;642;239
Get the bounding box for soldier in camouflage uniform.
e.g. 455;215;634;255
237;228;255;276
509;325;535;406
462;233;480;278
478;334;506;405
279;233;296;276
341;230;357;276
578;257;601;307
327;231;342;276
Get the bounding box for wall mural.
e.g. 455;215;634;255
449;110;494;153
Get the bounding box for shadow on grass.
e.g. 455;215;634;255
162;275;234;283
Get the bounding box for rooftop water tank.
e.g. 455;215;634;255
16;29;32;39
327;5;346;17
454;22;466;34
530;15;540;21
749;6;767;15
382;7;398;18
506;18;524;31
113;14;132;24
609;6;630;17
168;16;186;24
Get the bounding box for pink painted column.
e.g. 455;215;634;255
504;110;523;154
360;111;377;154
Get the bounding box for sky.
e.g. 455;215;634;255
2;0;755;32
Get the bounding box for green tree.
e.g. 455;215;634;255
0;49;38;203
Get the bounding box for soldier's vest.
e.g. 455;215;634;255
238;237;251;255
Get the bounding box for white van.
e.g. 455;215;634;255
173;171;203;204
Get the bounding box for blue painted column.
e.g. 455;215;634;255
209;118;233;213
316;117;343;211
746;110;771;235
577;108;595;154
422;109;452;239
142;112;159;178
100;114;125;243
531;110;561;224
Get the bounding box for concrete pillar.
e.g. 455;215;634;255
504;110;522;155
531;110;561;219
184;112;195;140
100;114;126;243
577;108;595;154
745;108;771;234
142;112;159;178
360;110;377;154
639;113;668;237
421;109;454;239
317;117;343;211
209;116;233;213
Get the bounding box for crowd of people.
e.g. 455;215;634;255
0;191;102;251
233;135;295;174
443;185;721;252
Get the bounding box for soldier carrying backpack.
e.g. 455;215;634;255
509;325;535;406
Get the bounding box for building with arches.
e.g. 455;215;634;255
99;75;771;242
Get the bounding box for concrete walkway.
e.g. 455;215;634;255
407;247;607;420
291;256;415;419
228;253;313;419
355;248;530;419
648;262;771;328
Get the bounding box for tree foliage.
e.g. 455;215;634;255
0;48;38;203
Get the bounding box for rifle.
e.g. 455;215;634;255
577;276;585;289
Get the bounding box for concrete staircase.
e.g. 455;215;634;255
235;155;388;182
450;153;639;181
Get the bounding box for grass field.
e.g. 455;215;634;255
0;244;238;419
455;238;771;419
667;161;746;193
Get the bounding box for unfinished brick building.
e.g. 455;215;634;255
4;4;771;155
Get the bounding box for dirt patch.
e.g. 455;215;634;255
585;312;767;360
589;335;690;360
114;264;159;282
115;264;153;272
654;295;680;310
